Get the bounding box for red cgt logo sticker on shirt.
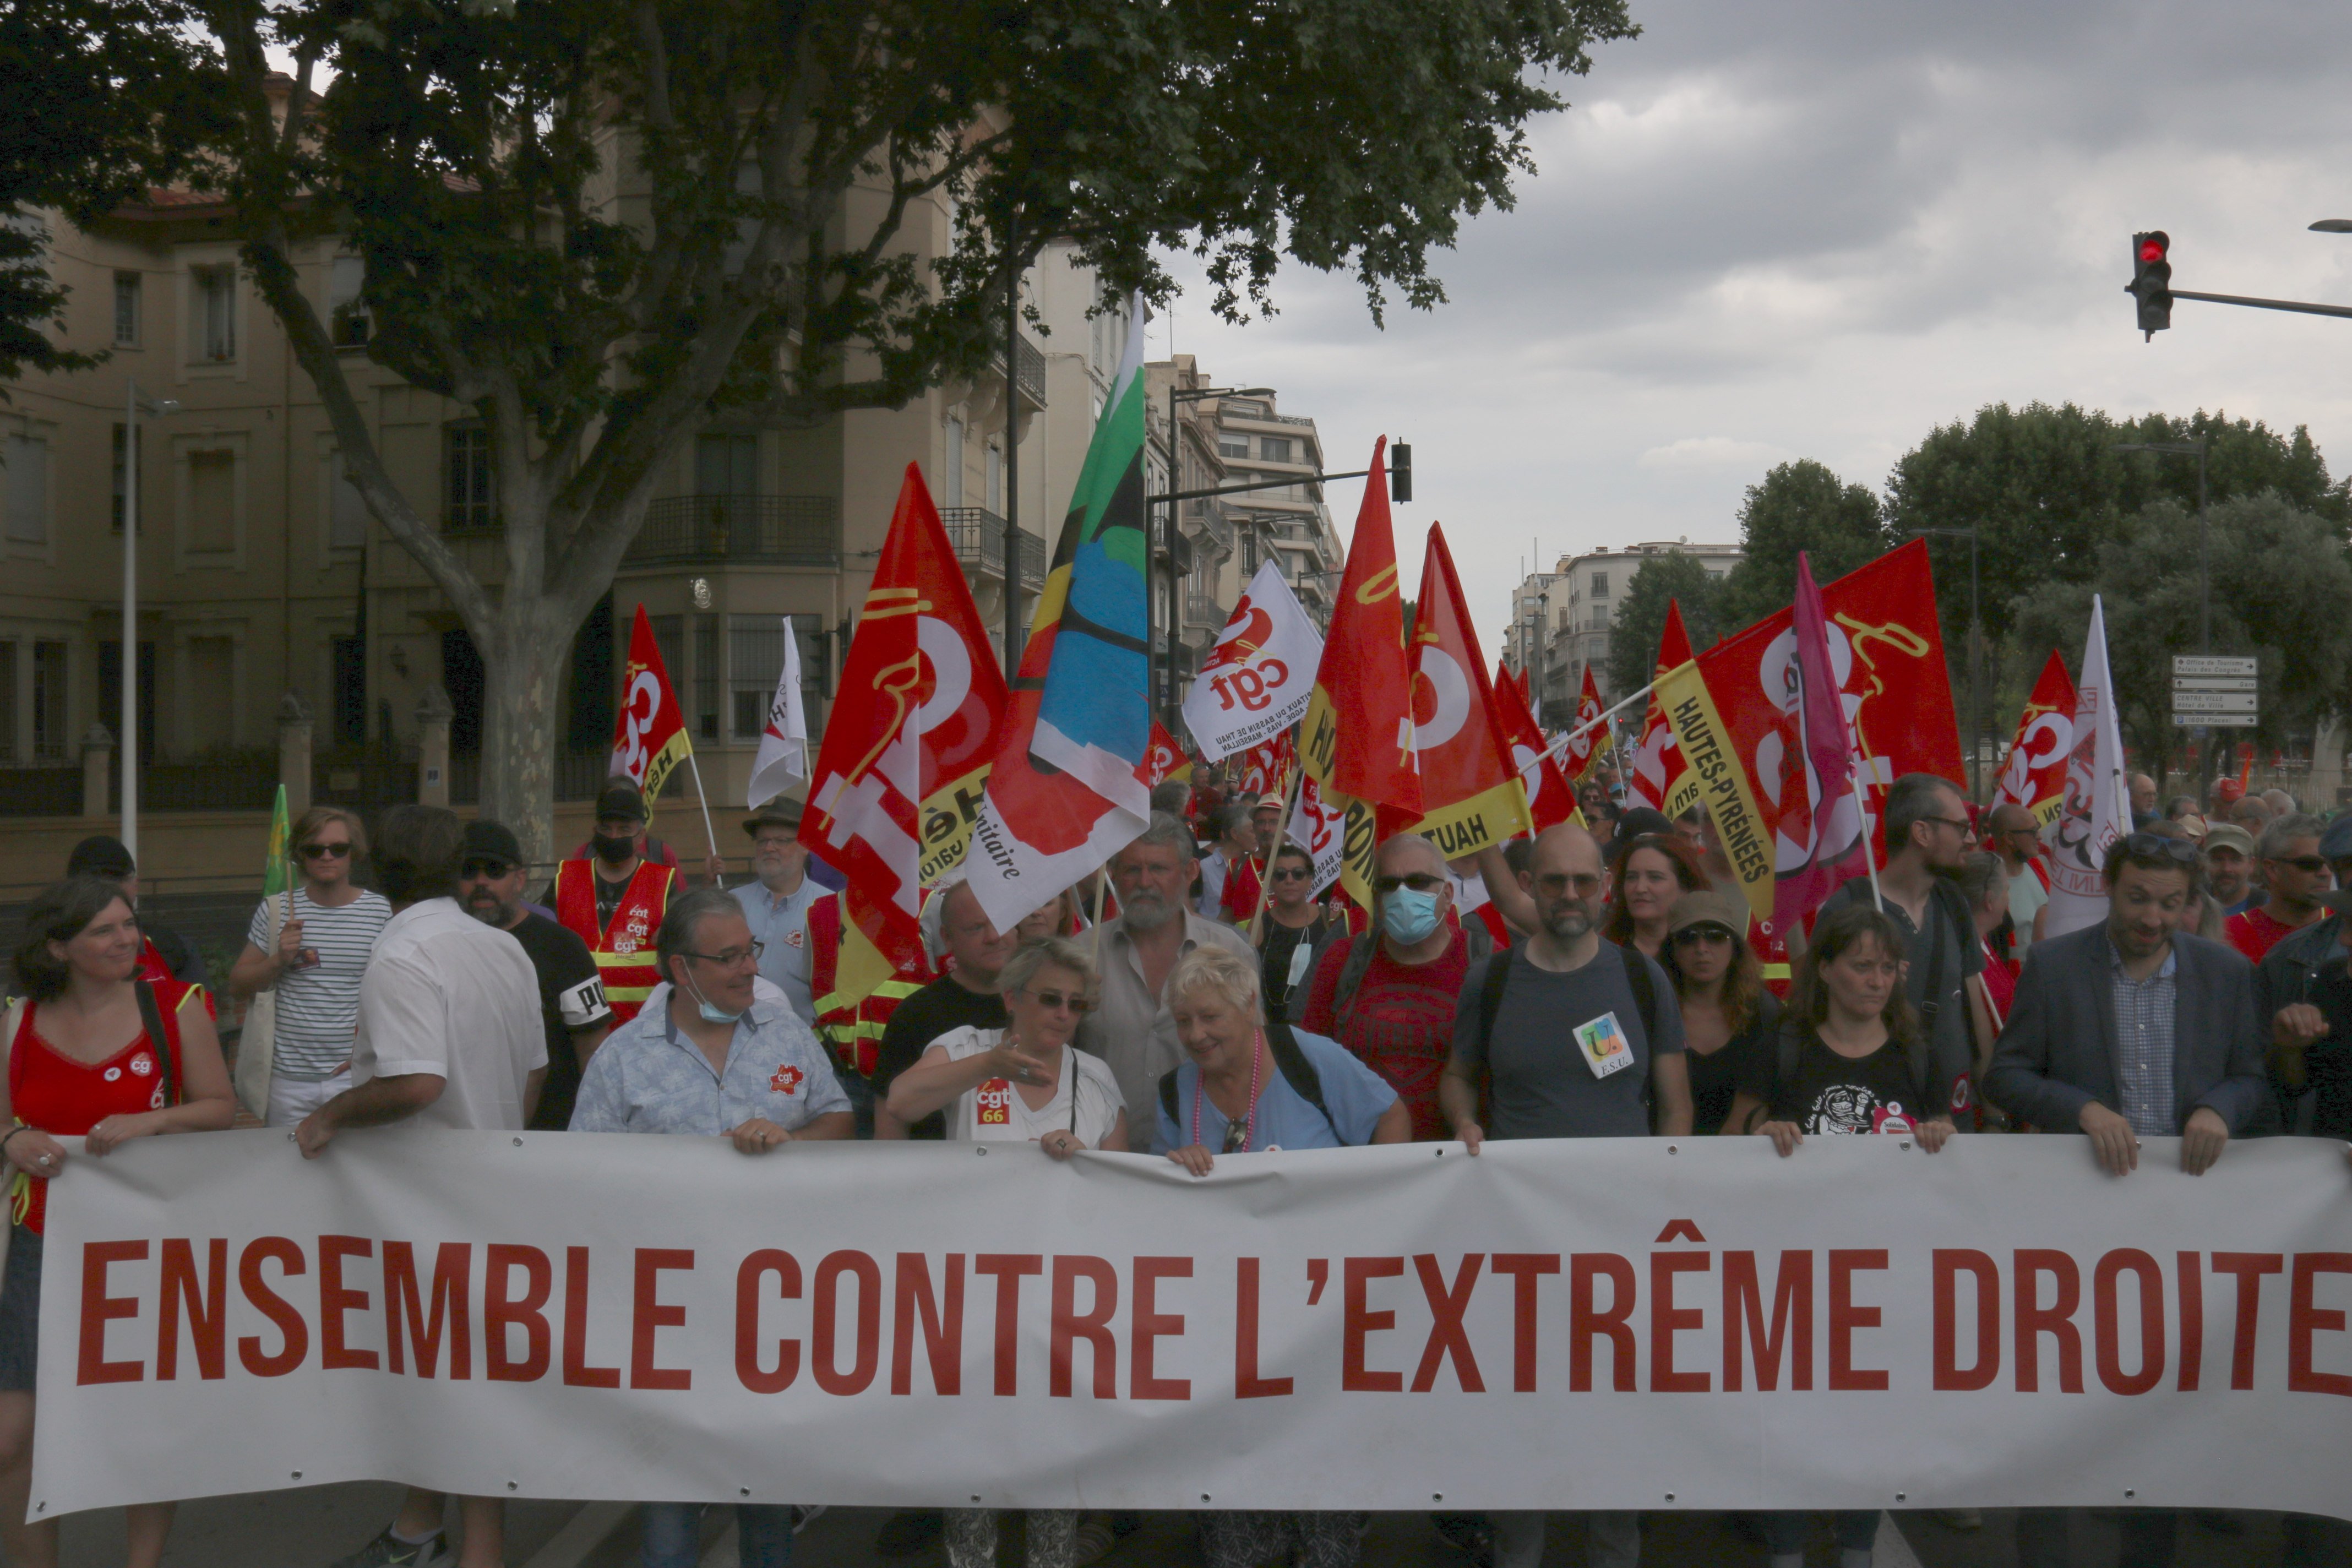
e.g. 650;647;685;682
976;1080;1012;1125
770;1065;804;1096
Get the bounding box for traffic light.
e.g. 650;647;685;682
2129;231;2171;340
1390;441;1412;503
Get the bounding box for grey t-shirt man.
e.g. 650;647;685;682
1450;941;1685;1139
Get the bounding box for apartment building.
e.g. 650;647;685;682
0;180;1130;813
1520;539;1741;729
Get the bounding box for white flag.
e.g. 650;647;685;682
1181;560;1325;761
1286;773;1349;897
746;617;810;810
2039;595;2130;938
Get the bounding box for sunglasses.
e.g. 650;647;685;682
2274;855;2331;874
299;841;353;860
1269;867;1312;883
1673;925;1735;946
1372;873;1446;895
460;857;517;880
2121;832;2201;868
1530;872;1604;896
1026;988;1092;1014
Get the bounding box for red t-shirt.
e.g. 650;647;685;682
1217;854;1264;924
1298;930;1472;1141
2226;904;2312;965
10;978;199;1233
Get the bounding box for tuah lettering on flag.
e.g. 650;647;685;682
1409;524;1532;861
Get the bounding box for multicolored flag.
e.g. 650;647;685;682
1411;524;1532;859
746;617;811;811
803;464;1008;1008
1770;552;1875;936
1182;560;1324;760
1992;650;2078;828
1561;665;1613;782
609;604;693;802
1298;440;1420;907
2040;597;2129;938
1494;656;1577;832
1626;600;1697;818
965;299;1152;930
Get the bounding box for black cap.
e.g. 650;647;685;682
744;800;803;835
594;779;649;823
66;834;135;880
461;819;525;869
1615;807;1676;842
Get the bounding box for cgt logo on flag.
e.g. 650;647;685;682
1183;560;1325;761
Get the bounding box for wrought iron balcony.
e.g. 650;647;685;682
626;494;841;567
939;507;1047;590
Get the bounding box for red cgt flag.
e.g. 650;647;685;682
1410;524;1532;858
1494;656;1576;832
1992;650;2078;828
1145;722;1192;787
1300;439;1420;820
802;464;1006;1008
1626;600;1696;818
609;604;693;803
1561;665;1613;782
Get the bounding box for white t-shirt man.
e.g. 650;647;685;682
930;1026;1122;1146
353;897;546;1131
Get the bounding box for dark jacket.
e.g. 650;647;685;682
2256;913;2351;1136
1985;923;2269;1135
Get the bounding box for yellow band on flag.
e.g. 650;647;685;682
1653;658;1775;923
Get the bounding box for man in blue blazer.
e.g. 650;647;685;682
1988;830;2269;1177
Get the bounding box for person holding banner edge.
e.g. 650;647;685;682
0;876;235;1568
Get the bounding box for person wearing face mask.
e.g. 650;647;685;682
552;781;684;1025
1298;834;1496;1140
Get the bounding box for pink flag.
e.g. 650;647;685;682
1772;551;1874;934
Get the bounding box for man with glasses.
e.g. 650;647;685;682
1441;821;1686;1568
1298;833;1494;1139
1985;802;2049;959
731;802;824;1025
1815;772;1988;1125
2260;814;2352;1147
1255;843;1348;1019
458;819;612;1133
2225;812;2333;964
229;807;391;1128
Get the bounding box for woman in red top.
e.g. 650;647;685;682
0;877;233;1568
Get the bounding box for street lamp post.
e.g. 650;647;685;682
1154;383;1272;723
2115;436;2211;786
1908;525;1981;799
121;378;179;862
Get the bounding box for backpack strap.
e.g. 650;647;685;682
133;979;181;1108
1331;934;1378;1035
1158;1067;1180;1128
1475;949;1515;1055
1617;944;1659;1045
1264;1020;1341;1144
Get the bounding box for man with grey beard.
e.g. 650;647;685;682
1076;813;1255;1119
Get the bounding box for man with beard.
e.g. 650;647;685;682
1985;802;2049;957
1441;821;1687;1568
2201;821;2258;916
551;780;683;1026
1076;813;1254;1120
1815;772;1988;1125
458;819;612;1132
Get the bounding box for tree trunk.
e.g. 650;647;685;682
478;598;578;865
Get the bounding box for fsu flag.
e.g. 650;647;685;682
1145;722;1191;787
609;604;693;803
965;300;1153;930
1411;524;1532;858
1182;560;1324;761
1993;650;2078;828
803;464;1008;1007
1771;552;1874;937
1561;666;1613;782
1653;540;1962;927
1494;657;1576;833
1627;600;1697;819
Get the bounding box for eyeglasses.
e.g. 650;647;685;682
1025;988;1092;1014
459;858;516;880
682;942;764;968
1531;872;1604;896
1673;925;1735;946
2121;832;2201;868
1268;867;1311;883
299;841;353;860
1372;873;1446;895
2275;854;2331;874
1919;815;1974;836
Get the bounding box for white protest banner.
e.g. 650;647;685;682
1181;562;1324;761
34;1130;2352;1521
1286;772;1348;896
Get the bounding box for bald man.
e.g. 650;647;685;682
1986;803;2049;958
1441;823;1687;1568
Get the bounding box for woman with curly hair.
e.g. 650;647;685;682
1601;831;1710;960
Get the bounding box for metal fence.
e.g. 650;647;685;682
938;508;1047;591
625;494;842;567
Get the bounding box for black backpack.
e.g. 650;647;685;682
1159;1019;1340;1144
1467;940;1659;1057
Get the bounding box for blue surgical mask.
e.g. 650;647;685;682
1382;886;1442;945
683;973;745;1025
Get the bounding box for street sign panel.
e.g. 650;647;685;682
2175;712;2257;728
2171;691;2258;712
2173;655;2258;677
2172;676;2258;692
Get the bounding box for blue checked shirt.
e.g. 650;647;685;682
569;994;849;1136
2108;937;2179;1139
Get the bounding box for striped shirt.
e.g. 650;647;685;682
246;889;393;1080
2108;936;2179;1139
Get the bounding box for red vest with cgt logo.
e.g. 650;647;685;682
554;859;678;1024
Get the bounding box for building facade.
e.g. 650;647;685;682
1519;540;1741;729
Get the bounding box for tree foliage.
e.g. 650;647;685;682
175;0;1638;853
1607;550;1721;696
2008;494;2352;774
1713;459;1891;634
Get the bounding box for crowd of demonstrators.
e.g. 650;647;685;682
1298;834;1494;1140
1660;891;1780;1136
552;781;687;1027
227;806;393;1126
2226;812;2331;963
1599;829;1708;961
0;876;235;1568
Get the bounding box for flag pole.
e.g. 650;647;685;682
685;753;725;888
1249;754;1308;944
1546;680;1658;763
1849;769;1883;911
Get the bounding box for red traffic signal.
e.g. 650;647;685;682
2138;235;2169;264
2130;230;2173;339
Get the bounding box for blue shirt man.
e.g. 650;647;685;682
729;803;824;1023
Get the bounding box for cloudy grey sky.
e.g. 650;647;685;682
1146;0;2352;655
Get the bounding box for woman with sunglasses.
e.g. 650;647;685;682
1256;844;1348;1019
1602;832;1711;961
1659;891;1778;1136
227;805;390;1126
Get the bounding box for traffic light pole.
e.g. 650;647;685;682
2166;288;2352;322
